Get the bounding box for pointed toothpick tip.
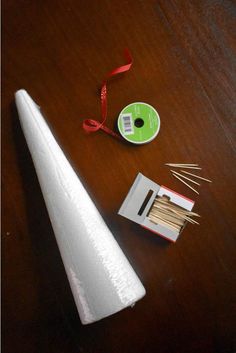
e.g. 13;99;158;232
172;173;200;194
181;170;212;183
171;170;201;186
165;163;201;169
165;163;199;166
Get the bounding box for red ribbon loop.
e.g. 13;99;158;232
83;49;133;140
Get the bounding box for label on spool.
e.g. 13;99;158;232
117;102;160;144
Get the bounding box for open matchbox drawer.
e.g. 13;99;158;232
118;173;195;242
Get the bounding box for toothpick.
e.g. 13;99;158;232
154;200;184;214
172;173;199;194
165;163;199;167
153;204;186;219
170;166;202;170
184;215;199;225
149;208;183;224
171;170;201;185
151;209;185;226
181;170;212;183
155;197;201;217
154;203;200;219
148;213;177;228
155;198;196;216
153;205;199;225
149;196;200;229
149;214;180;231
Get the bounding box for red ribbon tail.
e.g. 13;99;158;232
82;49;133;141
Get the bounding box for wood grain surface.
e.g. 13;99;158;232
2;1;236;352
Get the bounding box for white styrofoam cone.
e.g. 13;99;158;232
15;89;146;324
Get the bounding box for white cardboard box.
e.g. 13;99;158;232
118;173;195;242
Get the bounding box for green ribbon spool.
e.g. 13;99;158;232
117;102;160;144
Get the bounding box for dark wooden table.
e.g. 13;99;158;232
2;1;236;352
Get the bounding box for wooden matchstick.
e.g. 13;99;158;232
172;173;199;194
181;170;212;183
171;170;201;185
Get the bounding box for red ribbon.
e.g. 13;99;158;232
83;49;133;140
